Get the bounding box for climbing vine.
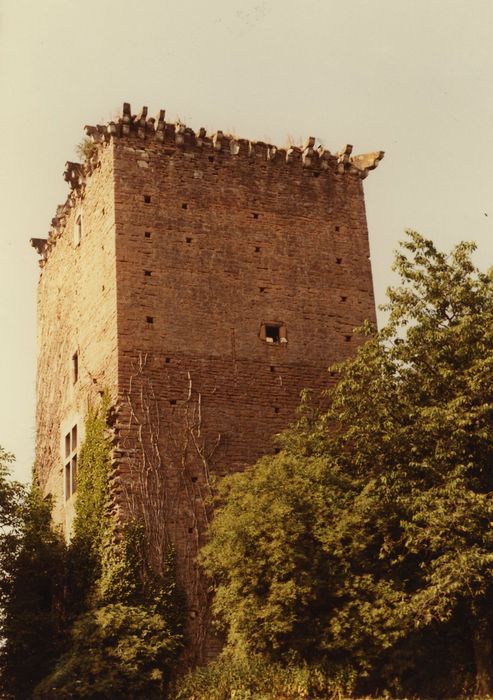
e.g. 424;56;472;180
119;353;222;660
72;394;112;557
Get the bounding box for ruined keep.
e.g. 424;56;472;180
31;102;383;663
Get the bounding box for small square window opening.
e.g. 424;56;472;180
260;322;287;344
265;325;280;343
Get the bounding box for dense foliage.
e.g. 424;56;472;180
175;653;355;700
34;603;181;700
200;232;493;698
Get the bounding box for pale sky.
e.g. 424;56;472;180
1;0;493;483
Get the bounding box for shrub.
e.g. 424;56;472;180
175;654;356;700
34;603;181;699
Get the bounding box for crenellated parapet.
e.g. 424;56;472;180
31;101;384;265
80;102;384;179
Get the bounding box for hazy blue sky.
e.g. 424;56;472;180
1;0;493;482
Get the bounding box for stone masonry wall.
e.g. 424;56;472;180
106;106;380;664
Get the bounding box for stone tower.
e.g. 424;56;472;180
31;102;383;663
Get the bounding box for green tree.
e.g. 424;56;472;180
0;456;66;700
201;232;493;697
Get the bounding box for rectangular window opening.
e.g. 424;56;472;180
74;215;82;246
64;423;78;500
72;352;79;384
65;463;71;500
144;270;152;277
71;455;77;493
146;316;154;324
336;257;342;265
165;357;171;364
182;203;188;209
145;231;151;239
144;195;151;204
252;212;259;219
